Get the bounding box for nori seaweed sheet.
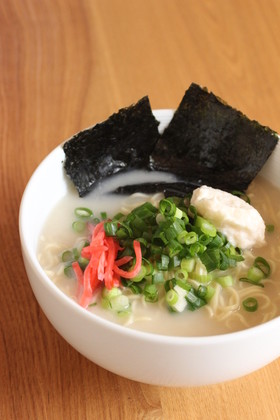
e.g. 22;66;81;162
150;83;278;191
63;96;160;197
114;181;202;197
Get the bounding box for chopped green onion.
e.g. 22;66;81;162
142;258;154;276
102;288;130;314
72;247;80;260
188;205;197;221
189;242;206;256
136;237;148;249
242;297;258;312
153;271;165;284
172;285;188;312
100;211;107;220
74;207;93;219
185;290;197;304
247;266;265;282
175;279;192;292
254;257;271;278
131;265;147;282
72;220;86;233
208;234;224;248
143;284;158;302
129;283;143;294
122;279;143;294
165;289;179;306
102;287;122;300
184;231;198;245
215;275;233;287
198;234;213;246
239;277;264;287
61;250;74;262
157;254;170;271
186;290;206;309
181;258;196;273
189;272;212;283
153;229;169;246
159;198;176;217
177;230;188;244
164;278;176;292
150;244;162;255
78;257;89;270
195;216;217;237
173;207;183;219
169;255;181;269
113;212;125;221
110;295;130;314
64;265;74;278
204;285;215;301
174;269;188;282
197;284;207;298
199;248;220;272
167;239;183;257
104;221;118;236
219;251;230;270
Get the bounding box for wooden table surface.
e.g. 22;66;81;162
1;0;280;418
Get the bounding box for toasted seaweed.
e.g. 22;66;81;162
150;83;278;191
114;180;202;197
63;96;160;197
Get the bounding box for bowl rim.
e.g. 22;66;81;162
19;108;280;345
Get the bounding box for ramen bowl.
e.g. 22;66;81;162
19;110;280;386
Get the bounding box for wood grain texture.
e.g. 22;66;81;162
1;0;280;418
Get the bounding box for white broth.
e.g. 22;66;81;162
37;172;280;337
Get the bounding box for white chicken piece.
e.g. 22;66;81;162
190;185;266;249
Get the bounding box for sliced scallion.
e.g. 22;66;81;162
197;284;207;298
165;289;179;306
195;216;217;237
215;275;233;288
175;269;189;282
100;211;107;220
159;198;176;217
131;265;147;282
181;258;196;273
157;254;170;271
64;265;74;278
143;284;158;302
247;266;265;282
78;257;89;270
72;220;86;233
242;297;258;312
74;207;93;219
239;277;264;287
254;256;271;278
184;231;198;245
152;271;165;284
104;221;118;236
61;250;74;262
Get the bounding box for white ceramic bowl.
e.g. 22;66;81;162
19;110;280;386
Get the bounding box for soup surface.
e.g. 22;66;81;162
37;172;280;336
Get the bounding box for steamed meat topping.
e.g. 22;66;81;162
190;185;266;249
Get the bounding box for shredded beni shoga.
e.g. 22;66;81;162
62;194;271;315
